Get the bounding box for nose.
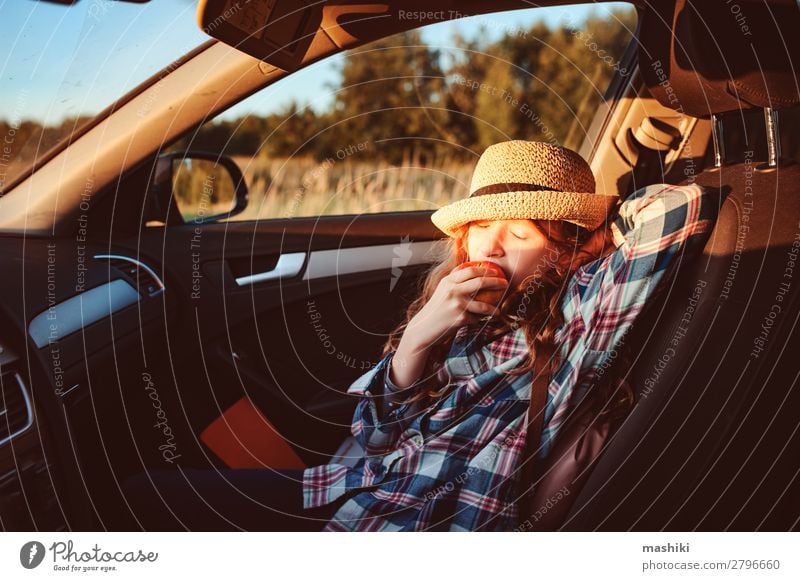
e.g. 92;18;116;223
479;229;505;259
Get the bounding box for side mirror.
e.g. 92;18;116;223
150;151;249;225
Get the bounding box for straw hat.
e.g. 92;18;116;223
431;140;619;237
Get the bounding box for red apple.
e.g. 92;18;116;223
451;260;508;306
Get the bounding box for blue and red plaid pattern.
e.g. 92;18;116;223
303;183;718;531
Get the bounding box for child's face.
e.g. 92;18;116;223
466;219;552;287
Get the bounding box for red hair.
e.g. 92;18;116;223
382;218;634;423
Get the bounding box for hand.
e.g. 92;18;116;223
404;265;510;349
556;225;617;271
580;224;617;259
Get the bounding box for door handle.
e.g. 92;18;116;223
234;252;306;286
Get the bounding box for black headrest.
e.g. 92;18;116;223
639;0;800;118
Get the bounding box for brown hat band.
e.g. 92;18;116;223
470;183;561;197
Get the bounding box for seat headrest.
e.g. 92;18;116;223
639;0;800;118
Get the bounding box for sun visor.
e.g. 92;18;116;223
197;0;324;71
638;0;800;118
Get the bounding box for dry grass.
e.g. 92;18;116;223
228;154;475;221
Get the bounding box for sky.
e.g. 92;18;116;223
0;0;632;126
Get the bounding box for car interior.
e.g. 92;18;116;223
0;0;798;531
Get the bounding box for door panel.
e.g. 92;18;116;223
118;211;448;466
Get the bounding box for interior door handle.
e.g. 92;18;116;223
234;252;306;286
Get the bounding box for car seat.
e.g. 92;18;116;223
550;0;800;531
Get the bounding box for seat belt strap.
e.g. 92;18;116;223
518;347;551;521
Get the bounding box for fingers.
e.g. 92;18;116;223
464;299;501;317
449;265;498;284
459;275;509;295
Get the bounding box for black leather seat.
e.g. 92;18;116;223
549;0;800;530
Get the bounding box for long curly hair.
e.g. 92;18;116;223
381;218;635;426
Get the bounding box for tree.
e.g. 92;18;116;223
330;29;449;163
5;6;641;174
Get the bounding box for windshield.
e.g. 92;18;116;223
0;0;211;193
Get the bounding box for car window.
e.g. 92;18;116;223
167;3;638;224
0;0;211;194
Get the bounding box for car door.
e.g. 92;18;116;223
135;206;447;466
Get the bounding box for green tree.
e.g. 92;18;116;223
330;29;449;163
108;7;640;169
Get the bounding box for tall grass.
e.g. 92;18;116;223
228;154;475;222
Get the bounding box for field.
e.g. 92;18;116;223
227;154;475;221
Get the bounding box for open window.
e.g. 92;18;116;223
161;3;638;225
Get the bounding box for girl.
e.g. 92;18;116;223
124;140;716;532
302;140;717;531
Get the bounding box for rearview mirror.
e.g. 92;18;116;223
150;151;249;225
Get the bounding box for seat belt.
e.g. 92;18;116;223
517;346;551;522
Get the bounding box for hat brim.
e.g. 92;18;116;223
430;190;619;237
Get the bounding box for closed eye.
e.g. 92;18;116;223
511;231;527;239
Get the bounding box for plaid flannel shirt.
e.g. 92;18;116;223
303;182;717;531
